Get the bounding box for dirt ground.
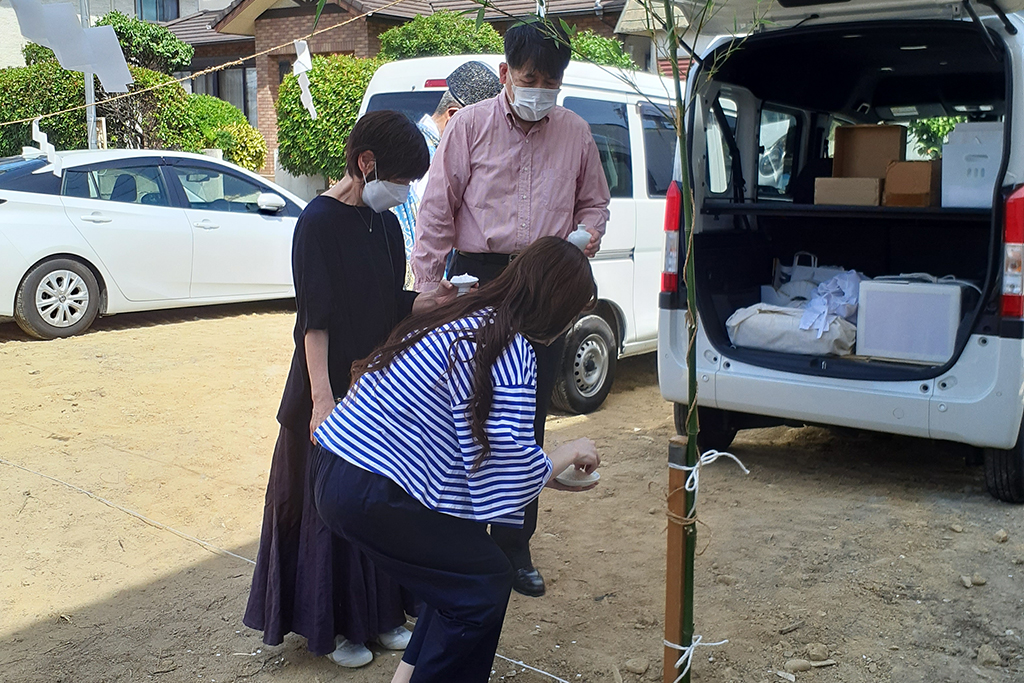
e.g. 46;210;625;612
1;302;1022;683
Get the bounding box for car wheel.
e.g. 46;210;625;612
983;425;1024;503
551;314;617;414
673;404;738;453
15;258;100;339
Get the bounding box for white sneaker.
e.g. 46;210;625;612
377;625;412;650
327;636;373;668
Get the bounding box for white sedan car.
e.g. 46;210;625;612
0;149;305;339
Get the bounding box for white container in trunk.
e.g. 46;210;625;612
856;281;962;363
941;122;1002;208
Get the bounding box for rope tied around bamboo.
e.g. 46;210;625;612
669;449;750;518
664;635;730;683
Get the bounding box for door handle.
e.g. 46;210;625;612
193;220;220;230
80;214;111;223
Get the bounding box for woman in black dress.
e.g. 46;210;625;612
244;111;457;667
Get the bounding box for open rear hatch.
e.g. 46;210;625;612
687;16;1013;381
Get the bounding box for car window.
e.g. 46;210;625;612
170;166;264;213
706;97;737;196
0;156;61;194
563;97;632;198
62;165;171;206
641;104;676;197
366;92;445;125
758;108;798;198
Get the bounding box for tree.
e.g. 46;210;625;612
907;116;965;159
570;29;636;69
378;11;504;60
187;94;267;171
95;11;194;74
276;54;382;180
21;43;56;66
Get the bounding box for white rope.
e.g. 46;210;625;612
494;654;570;683
664;635;729;682
0;456;256;565
670;449;749;516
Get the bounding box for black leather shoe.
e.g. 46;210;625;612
512;567;546;597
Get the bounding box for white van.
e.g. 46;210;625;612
658;1;1024;503
360;55;676;413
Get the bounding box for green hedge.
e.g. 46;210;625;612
277;54;382;180
570;30;636;70
378;11;504;60
0;61;86;155
95;11;194;74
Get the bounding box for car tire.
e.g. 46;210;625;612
673;403;738;453
983;426;1024;503
551;314;617;415
15;258;100;340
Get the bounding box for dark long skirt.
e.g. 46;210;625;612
243;424;415;656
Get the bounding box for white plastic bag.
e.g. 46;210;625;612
727;304;856;356
774;252;846;289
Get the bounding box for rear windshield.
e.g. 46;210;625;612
0;156;60;194
366;92;445;125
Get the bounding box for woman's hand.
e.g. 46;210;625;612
546;437;601;490
310;395;334;444
412;280;459;314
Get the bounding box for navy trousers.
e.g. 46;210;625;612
312;446;515;682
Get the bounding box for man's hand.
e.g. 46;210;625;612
583;229;602;258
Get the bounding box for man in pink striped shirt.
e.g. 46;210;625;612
411;20;611;599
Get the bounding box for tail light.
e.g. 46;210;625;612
1002;186;1024;318
662;180;682;293
424;79;447;88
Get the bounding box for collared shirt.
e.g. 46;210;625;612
392;114;442;259
314;313;551;527
411;93;611;289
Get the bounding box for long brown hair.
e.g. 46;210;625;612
351;237;596;464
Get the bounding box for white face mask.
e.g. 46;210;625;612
507;80;560;122
362;169;410;212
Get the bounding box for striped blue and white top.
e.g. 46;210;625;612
314;313;551;527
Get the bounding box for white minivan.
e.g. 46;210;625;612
659;1;1024;503
360;55;676;413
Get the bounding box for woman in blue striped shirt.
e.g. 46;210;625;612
312;236;601;683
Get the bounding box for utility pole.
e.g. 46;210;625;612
79;0;97;150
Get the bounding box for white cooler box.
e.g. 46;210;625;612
856;281;962;364
941;121;1003;208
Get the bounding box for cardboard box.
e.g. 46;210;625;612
814;177;882;206
833;125;907;179
884;160;941;207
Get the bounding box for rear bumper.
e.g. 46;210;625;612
658;309;1024;450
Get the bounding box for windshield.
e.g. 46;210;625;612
366;92;445;125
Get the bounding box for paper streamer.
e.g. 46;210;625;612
11;0;132;92
292;40;317;120
31;118;62;176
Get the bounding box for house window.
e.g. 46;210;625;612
137;0;178;22
188;67;258;127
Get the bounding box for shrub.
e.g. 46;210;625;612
184;94;265;171
378;11;504;60
277;54;382;179
217;122;267;172
95;11;194;74
21;43;56;66
0;62;205;156
0;61;86;155
99;66;203;151
570;30;636;69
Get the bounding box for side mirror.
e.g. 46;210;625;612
257;192;287;213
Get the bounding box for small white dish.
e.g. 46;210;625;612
555;468;601;487
450;273;478;296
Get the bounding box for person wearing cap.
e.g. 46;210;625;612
392;61;502;273
411;21;611;598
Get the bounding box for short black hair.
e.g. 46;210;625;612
345;110;430;181
504;20;571;81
